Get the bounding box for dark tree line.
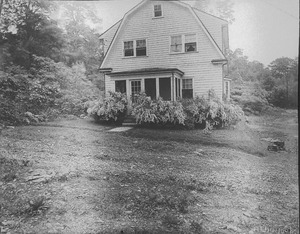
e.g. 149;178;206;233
228;48;298;109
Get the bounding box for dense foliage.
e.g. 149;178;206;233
228;49;298;112
86;92;128;123
131;91;244;130
0;0;102;125
132;93;186;126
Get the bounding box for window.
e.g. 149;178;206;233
124;40;147;57
115;80;126;94
154;4;162;17
170;34;197;53
182;78;193;99
124;41;134;57
131;80;141;102
185;34;197;52
136;39;146;56
170;35;182;53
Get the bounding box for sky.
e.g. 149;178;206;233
89;0;299;66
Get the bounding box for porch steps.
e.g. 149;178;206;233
122;115;137;126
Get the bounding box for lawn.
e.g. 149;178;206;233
0;109;298;233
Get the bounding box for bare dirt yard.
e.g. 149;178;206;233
0;109;298;234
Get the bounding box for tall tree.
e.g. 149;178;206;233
269;57;298;106
53;2;103;72
0;0;65;68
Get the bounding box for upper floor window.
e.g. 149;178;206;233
185;34;197;52
170;34;197;53
124;41;134;57
136;39;146;56
124;39;147;57
170;35;182;53
154;4;162;17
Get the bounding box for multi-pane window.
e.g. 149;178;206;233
185;34;197;52
136;39;146;56
124;41;134;57
124;40;147;57
170;35;182;53
131;80;141;102
182;78;193;99
170;34;197;53
154;4;162;17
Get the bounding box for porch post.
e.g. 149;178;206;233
156;77;159;99
141;78;145;93
172;73;176;101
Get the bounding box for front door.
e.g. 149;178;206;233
130;80;141;103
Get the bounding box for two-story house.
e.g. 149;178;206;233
99;0;230;103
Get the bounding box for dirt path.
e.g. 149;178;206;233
0;110;298;233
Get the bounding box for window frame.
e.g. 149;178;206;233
182;78;194;99
123;39;147;58
153;4;163;18
170;34;198;54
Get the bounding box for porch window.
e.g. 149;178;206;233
115;80;126;94
182;78;193;99
124;41;134;57
154;4;162;17
131;80;141;102
185;34;197;52
170;35;182;53
136;39;146;56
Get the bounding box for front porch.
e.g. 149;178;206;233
108;68;185;102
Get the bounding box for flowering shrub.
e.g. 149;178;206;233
131;91;244;130
132;93;186;126
87;92;128;123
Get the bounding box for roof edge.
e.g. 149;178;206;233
109;68;184;76
192;7;228;23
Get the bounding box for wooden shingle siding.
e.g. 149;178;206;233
101;1;226;99
100;21;121;54
193;9;227;52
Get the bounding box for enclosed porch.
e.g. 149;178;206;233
108;68;189;102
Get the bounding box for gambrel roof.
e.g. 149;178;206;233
100;0;228;68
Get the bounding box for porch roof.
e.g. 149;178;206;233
109;68;184;77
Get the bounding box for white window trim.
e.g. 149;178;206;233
123;39;148;58
153;3;163;18
170;34;198;54
182;77;194;98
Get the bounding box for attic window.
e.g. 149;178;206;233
154;4;162;17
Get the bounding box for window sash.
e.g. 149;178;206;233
124;41;134;57
185;34;197;52
154;4;162;17
182;79;192;89
171;35;182;52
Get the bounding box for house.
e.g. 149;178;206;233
99;0;230;103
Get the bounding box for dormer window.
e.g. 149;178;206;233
154;4;162;17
